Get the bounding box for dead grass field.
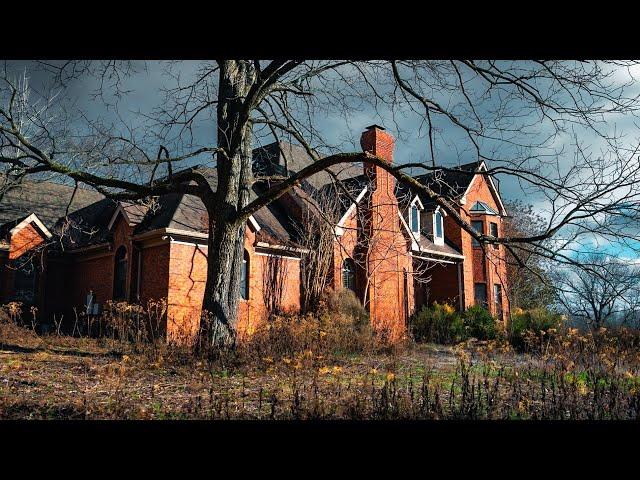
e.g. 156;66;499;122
2;321;640;420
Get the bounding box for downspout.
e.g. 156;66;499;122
134;243;142;302
457;262;464;312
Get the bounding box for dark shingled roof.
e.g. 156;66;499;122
53;198;119;250
252;141;362;193
414;234;463;258
317;174;370;218
412;161;482;209
0;178;104;229
0;142;487;254
49;163;301;250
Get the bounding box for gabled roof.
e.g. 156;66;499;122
0;213;52;251
48;164;303;251
318;174;370;219
397;209;464;261
396;160;506;216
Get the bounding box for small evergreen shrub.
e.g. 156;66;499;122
410;302;465;344
463;305;498;341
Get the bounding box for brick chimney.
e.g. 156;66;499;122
361;124;395;195
360;124;394;163
359;124;409;342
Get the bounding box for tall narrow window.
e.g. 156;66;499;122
240;249;249;300
493;284;503;321
113;246;128;301
342;258;356;292
435;211;443;239
471;220;484;247
490;222;499;249
13;257;37;304
474;283;487;307
411;205;420;232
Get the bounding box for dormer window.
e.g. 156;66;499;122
432;209;445;246
434;211;443;239
410;196;423;234
411;205;420;232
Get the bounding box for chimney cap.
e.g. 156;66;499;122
365;124;386;131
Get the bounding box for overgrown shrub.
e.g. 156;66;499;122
238;289;381;365
509;307;564;352
410;302;465;344
239;312;378;365
463;305;499;341
322;288;369;328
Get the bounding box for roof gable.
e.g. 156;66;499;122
469;200;500;215
0;213;52;241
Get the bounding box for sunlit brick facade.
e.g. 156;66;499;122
0;125;509;341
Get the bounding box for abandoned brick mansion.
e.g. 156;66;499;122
0;125;508;341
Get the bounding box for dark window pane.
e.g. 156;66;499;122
240;250;249;300
113;246;128;301
411;205;419;232
490;222;499;249
342;258;356;292
474;283;487;307
13;257;37;304
471;220;483;246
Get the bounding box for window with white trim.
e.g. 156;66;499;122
410;205;420;233
434;211;443;239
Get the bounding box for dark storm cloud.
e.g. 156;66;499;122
2;60;639;227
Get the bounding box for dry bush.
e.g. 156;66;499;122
236;289;399;368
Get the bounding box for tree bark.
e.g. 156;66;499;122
200;61;255;348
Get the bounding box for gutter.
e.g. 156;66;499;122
410;253;457;265
413;245;465;260
255;241;310;254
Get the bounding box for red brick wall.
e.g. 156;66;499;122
426;261;461;308
455;174;509;322
355;127;414;341
138;244;170;306
164;226;302;342
166;240;207;341
9;223;46;261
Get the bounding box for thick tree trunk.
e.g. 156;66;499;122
200;61;255;349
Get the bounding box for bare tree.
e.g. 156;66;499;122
2;60;640;347
262;254;288;317
294;187;341;313
502;200;556;310
554;253;640;329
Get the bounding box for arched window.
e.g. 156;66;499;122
240;249;249;300
342;258;356;292
434;211;443;239
113;246;128;301
411;205;420;232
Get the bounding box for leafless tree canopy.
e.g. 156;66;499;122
554;253;640;329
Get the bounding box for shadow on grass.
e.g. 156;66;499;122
0;342;123;359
